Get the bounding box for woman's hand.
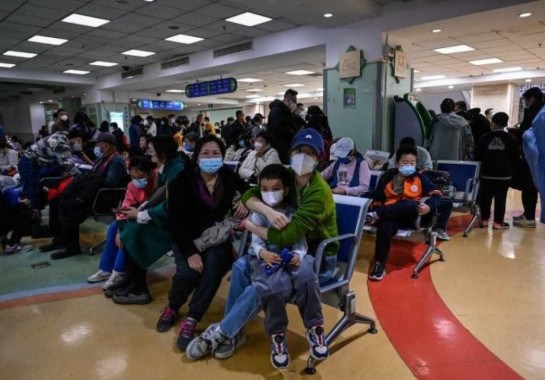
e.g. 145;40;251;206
259;249;281;266
119;206;139;219
187;253;204;273
265;208;290;230
233;201;249;219
418;203;431;215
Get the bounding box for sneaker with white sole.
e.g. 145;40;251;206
369;261;385;281
186;323;226;360
102;271;124;290
270;333;290;369
513;216;536;228
512;214;525;221
307;325;329;360
213;330;247;359
435;229;451;241
87;270;111;283
4;244;32;254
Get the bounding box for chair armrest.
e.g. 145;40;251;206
92;188;127;215
464;178;480;203
313;233;357;273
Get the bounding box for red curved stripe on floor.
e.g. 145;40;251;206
368;216;523;379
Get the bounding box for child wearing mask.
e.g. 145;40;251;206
87;155;156;290
237;131;281;180
367;144;443;281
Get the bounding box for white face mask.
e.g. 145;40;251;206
290;152;316;176
143;120;149;126
288;102;297;113
254;142;263;150
60;115;68;121
262;190;284;207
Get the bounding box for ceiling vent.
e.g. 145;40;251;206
213;41;253;58
161;56;190;70
122;67;143;79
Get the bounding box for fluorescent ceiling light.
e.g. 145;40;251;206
226;12;271;27
144;0;154;2
434;45;474;54
63;69;90;75
238;78;262;83
286;70;315;76
525;78;532;82
62;13;110;28
245;95;260;99
0;63;16;68
90;61;118;67
165;34;203;44
414;70;421;73
421;75;446;80
469;58;503;65
316;87;324;91
3;50;37;58
432;29;442;33
28;35;68;46
519;12;532;18
324;13;333;18
122;49;155;57
415;88;422;92
165;89;185;93
246;89;263;92
493;67;522;73
284;84;305;87
448;85;454;89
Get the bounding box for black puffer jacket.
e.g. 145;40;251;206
267;100;297;164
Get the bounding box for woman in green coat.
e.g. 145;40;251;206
113;135;187;305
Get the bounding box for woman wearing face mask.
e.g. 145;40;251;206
111;135;186;305
181;131;199;156
87;155;156;290
237;131;281;181
321;137;371;196
366;144;443;281
157;134;249;352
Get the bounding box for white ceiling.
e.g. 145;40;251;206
389;0;545;85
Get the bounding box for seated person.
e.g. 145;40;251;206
18;131;80;209
67;129;94;166
9;136;22;152
0;140;19;176
224;136;252;162
155;135;249;352
39;133;127;260
87;155;156;289
187;164;328;368
321;137;371;196
237;132;281;181
386;137;433;171
186;128;338;360
0;190;34;254
181;131;199;156
367;144;442;281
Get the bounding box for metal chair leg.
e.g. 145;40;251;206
89;239;105;256
463;205;480;237
412;231;444;278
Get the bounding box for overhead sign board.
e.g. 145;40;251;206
137;99;185;111
185;78;237;98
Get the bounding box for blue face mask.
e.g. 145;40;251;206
184;142;194;152
132;178;148;189
399;165;416;177
238;139;245;148
199;157;223;174
93;146;102;159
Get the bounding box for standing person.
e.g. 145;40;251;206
512;87;544;228
202;116;216;135
39;125;50;140
485;108;494;122
367;144;442;281
47;112;57;132
267;89;302;164
111;122;128;153
189;114;204;136
128;116;144;148
155;134;249;352
51;109;70;133
467;108;491;149
145;116;157;137
428;98;474;161
228;111;246;148
475;112;518;229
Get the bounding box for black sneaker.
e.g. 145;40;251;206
50;244;81;260
112;288;152;305
104;279;130;298
39;239;64;252
176;318;197;352
369;262;385;281
156;306;179;333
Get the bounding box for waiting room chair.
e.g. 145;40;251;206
89;187;127;255
223;161;240;173
436;160;481;237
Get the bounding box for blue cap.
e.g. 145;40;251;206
291;128;324;156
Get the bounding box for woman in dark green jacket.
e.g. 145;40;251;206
112;135;187;305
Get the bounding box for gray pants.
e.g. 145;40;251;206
250;255;323;335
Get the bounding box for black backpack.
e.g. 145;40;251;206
422;170;455;198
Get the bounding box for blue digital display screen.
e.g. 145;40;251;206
137;99;185;111
185;78;237;98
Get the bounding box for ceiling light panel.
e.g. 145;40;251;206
3;51;37;58
493;67;522;73
165;89;184;93
0;63;16;68
63;70;90;75
469;58;503;65
62;13;110;28
238;78;262;83
90;61;118;67
434;45;474;54
286;70;315;76
122;49;156;57
420;75;446;80
246;89;263;92
284;84;305;87
165;34;204;44
226;12;272;27
28;35;68;46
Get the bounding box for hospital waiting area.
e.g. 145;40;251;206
1;0;545;379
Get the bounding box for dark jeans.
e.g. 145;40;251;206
124;249;149;294
479;178;510;223
0;205;33;245
436;200;453;231
49;197;90;246
18;156;65;209
168;243;233;322
522;187;538;220
374;200;432;264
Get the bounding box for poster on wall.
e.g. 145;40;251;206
343;88;356;108
394;50;407;78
